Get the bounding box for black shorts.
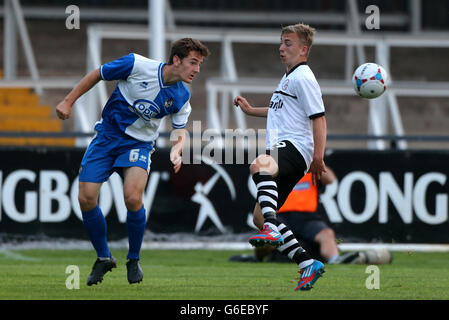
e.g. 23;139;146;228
267;140;307;209
276;211;329;242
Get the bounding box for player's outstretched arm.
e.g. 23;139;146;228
56;68;102;120
309;115;327;186
233;95;268;117
170;128;186;174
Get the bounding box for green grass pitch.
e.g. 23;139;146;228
0;249;448;300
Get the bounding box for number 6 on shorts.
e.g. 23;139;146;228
129;149;140;162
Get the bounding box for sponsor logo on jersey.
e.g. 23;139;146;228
268;96;283;111
132;99;161;121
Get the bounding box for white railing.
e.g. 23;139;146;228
74;23;449;149
202;30;449;151
2;0;40;93
2;0;448;149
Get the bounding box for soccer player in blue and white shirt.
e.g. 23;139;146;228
234;24;326;291
56;38;210;285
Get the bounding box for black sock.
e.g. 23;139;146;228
252;172;279;225
277;223;313;268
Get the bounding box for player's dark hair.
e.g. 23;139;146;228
168;38;210;64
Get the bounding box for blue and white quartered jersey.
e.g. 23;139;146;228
96;53;192;142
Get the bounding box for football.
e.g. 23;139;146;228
352;63;389;99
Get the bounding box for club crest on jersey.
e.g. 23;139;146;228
131;99;161;121
282;79;289;91
164;98;174;108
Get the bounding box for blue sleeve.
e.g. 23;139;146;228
171;101;191;129
100;53;135;81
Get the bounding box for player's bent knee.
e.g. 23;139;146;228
78;193;98;212
249;161;260;174
124;193;143;212
78;182;101;211
315;228;335;242
325;228;336;239
250;155;278;175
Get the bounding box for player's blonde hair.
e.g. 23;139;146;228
281;23;316;56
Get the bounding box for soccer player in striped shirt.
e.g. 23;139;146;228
56;38;210;286
234;23;326;291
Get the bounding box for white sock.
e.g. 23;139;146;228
298;259;314;270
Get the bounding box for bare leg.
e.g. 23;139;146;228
78;181;102;212
252;203;264;230
314;228;339;262
123;166;148;211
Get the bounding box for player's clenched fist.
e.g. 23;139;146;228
56;100;72;120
